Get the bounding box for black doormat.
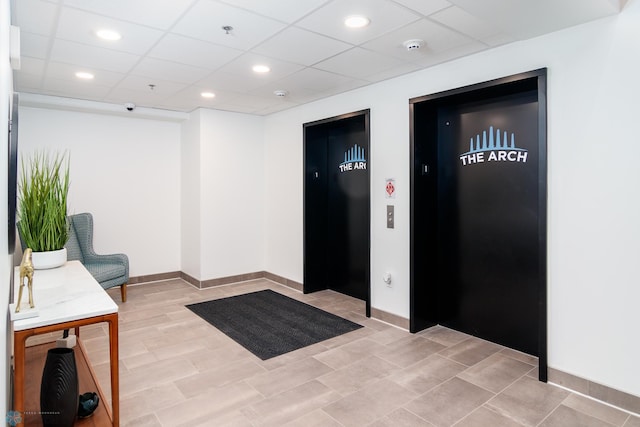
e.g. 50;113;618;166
186;289;363;360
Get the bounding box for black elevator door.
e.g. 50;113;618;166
437;93;540;356
304;113;370;304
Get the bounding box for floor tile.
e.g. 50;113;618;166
388;354;467;395
369;407;435;426
456;406;525;427
457;352;534;393
322;378;415;427
487;375;569;426
562;393;629;426
624;415;640;427
247;356;334;397
317;355;400;396
540;404;616;427
404;377;495;427
439;336;503;367
242;380;341;427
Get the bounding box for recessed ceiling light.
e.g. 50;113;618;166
75;71;94;80
252;64;270;73
96;29;122;41
344;15;370;28
201;92;215;99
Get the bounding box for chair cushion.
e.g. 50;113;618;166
84;262;126;284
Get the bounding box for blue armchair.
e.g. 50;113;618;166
65;213;129;302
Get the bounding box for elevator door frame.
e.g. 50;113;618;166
409;69;547;381
303;109;371;317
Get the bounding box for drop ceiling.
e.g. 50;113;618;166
12;0;622;116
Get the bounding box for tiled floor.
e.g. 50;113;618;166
75;279;639;427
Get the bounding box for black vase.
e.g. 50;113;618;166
40;348;78;427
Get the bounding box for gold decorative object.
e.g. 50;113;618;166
16;248;35;313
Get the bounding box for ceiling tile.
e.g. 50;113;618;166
295;0;421;45
252;27;352;66
391;0;453;16
430;6;501;42
411;40;487;68
50;39;141;73
15;0;59;37
55;8;165;55
130;58;211;85
218;0;330;23
361;18;477;61
171;0;287;50
313;47;408;80
111;75;187;97
448;0;621;39
197;71;266;93
62;0;198;30
19;33;50;59
45;61;126;86
148;34;244;70
216;53;305;82
269;68;365;93
41;77;112;100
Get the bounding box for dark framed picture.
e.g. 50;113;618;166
8;92;19;254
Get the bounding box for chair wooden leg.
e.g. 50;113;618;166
120;283;127;302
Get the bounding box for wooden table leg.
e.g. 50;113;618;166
13;330;29;426
107;313;119;427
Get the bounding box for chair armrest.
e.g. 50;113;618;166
83;252;129;278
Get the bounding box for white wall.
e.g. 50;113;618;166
1;0;12;416
264;0;640;398
180;111;202;279
199;109;265;279
18;107;182;277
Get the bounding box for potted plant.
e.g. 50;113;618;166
17;151;70;269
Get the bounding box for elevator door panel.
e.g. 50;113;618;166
327;121;369;300
304;112;370;305
438;93;540;356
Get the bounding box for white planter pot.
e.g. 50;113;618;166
31;248;67;270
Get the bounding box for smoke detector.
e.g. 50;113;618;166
403;39;423;51
274;90;287;97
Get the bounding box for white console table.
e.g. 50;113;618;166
12;260;119;426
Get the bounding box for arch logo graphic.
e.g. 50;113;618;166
459;126;528;166
339;144;367;172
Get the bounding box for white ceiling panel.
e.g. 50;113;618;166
448;0;621;39
171;0;287;50
45;61;126;87
314;47;408;80
15;0;59;37
62;0;198;30
390;0;453;17
412;40;488;68
41;77;112;99
218;0;330;23
430;6;504;43
252;27;352;66
216;53;305;81
130;58;211;85
270;68;364;93
296;0;422;45
19;33;50;59
13;0;623;115
148;34;243;70
50;39;140;73
197;71;267;93
361;18;477;61
110;75;187;98
55;8;165;55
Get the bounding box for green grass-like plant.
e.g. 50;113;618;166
17;151;70;252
